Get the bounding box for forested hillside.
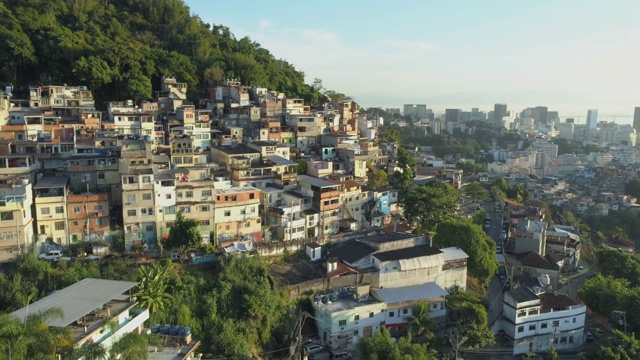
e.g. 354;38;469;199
0;0;323;106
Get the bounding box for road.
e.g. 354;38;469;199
483;199;507;329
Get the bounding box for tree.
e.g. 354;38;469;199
401;182;459;233
383;129;401;143
471;209;488;226
203;66;225;87
463;182;487;203
595;247;640;287
580;330;640;360
164;212;203;262
394;147;416;190
134;262;174;314
358;328;438;360
109;333;149;360
0;307;71;359
125;73;152;102
295;159;307;175
446;292;494;349
548;344;559;360
368;168;389;188
433;219;498;285
405;302;437;343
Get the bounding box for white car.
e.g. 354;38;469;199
39;250;64;261
305;344;324;355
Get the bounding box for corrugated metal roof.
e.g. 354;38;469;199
398;253;443;271
11;278;138;327
33;176;69;189
374;282;449;304
441;247;469;261
298;175;339;188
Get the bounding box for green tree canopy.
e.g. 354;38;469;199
368;168;389;188
0;307;71;359
580;330;640;360
405;302;437;343
433;219;498;285
134;261;174;314
463;182;488;202
358;327;439;360
164;212;203;262
401;182;459;233
295;159;307;175
595;247;640;287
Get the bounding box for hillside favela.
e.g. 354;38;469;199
1;1;639;360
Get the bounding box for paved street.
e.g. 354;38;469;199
482;199;507;329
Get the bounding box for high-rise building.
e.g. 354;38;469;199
445;109;462;123
633;107;640;134
587;109;598;130
533;106;548;126
494;104;508;123
403;104;427;119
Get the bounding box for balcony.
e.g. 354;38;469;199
68;164;97;172
121;182;153;191
275;171;297;181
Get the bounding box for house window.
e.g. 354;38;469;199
41;207;50;215
369;312;374;318
338;320;346;326
202;190;212;197
55;206;64;214
552;320;560;327
142;176;151;183
186;191;193;198
0;211;12;221
517;326;524;333
165;194;171;199
353;330;358;336
145;225;154;232
201;205;210;212
572;318;576;323
55;221;65;230
225;225;230;230
240;209;245;215
354;315;359;321
127;210;136;217
165;206;176;215
560;337;567;344
143;193;152;201
403;309;408;315
389;311;394;318
569;336;574;343
97;172;105;180
128;194;136;202
200;220;210;226
224;210;231;217
529;324;536;331
541;323;548;329
93;204;103;211
517;310;527;318
73;221;79;226
431;303;438;310
249;193;255;199
96;218;103;226
73;206;81;214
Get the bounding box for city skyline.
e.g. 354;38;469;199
185;0;640;116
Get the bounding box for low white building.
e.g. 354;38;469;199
503;287;586;356
372;282;448;329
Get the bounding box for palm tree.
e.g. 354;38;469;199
0;307;72;359
405;302;437;343
109;333;149;360
134;262;174;314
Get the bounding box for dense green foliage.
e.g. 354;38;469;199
463;182;488;202
405;302;437;343
163;212;203;261
393;147;417;190
0;253;290;358
296;159;308;175
492;178;529;203
367;168;389;188
582;210;640;243
1;0;322;105
579;248;640;334
580;330;640;360
358;328;439;360
400;182;459;233
433;219;498;285
624;179;640;200
445;292;494;349
0;307;71;359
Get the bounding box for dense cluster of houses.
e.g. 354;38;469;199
0;78;404;262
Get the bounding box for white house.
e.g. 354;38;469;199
372;282;449;329
503;287;586;355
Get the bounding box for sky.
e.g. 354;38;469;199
185;0;640;122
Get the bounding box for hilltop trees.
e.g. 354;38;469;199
1;0;324;105
358;328;439;360
433;219;498;285
401;182;459;233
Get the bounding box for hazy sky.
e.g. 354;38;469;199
185;0;640;120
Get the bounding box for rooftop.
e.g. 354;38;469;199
214;186;259;195
507;286;539;303
329;239;377;264
33;176;69;189
298;175;340;188
11;278;138;327
266;155;296;166
211;145;259;155
539;292;579;312
374;282;449;304
373;245;442;262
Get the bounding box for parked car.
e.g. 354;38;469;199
38;250;64;261
586;332;594;342
304;344;324;355
329;351;352;360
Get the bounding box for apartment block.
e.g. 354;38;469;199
0;175;34;262
213;187;261;247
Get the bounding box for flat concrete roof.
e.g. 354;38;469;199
11;278;138;327
33;176;69;189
